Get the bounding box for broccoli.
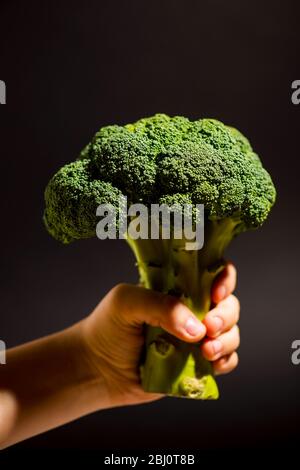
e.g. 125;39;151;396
44;114;276;400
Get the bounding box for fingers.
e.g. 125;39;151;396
211;262;237;304
204;286;240;375
201;324;240;361
111;283;206;343
203;294;240;338
108;284;240;376
213;352;239;376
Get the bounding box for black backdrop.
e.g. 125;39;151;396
0;0;299;453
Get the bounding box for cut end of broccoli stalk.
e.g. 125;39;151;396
140;331;219;399
126;217;241;399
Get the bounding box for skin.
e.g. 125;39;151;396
0;262;239;448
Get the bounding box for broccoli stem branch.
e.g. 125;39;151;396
126;217;239;399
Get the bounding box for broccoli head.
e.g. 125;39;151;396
44;114;275;243
44;114;276;400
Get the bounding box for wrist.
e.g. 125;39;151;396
64;320;113;412
79;316;138;409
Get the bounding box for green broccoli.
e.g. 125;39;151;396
44;114;276;400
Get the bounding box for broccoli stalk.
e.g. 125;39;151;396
127;217;239;398
43;114;276;400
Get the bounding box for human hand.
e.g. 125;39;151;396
82;262;240;407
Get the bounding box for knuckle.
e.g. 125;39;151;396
233;325;241;348
230;352;239;370
109;283;136;321
163;295;183;319
222;262;236;289
202;340;214;360
215;294;240;322
108;283;130;320
228;262;237;280
110;282;129;299
219;352;239;374
231;294;240;309
229;294;240;321
149;295;181;330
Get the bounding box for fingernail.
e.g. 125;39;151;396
211;339;223;355
185;316;204;337
213;316;224;333
217;285;226;300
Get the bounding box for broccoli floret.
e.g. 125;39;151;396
44;114;276;400
44;159;123;243
45;114;275;241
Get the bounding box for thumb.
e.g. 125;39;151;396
112;284;206;343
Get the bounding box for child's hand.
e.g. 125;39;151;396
0;263;239;447
82;262;240;407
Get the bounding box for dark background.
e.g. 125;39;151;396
0;0;299;453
